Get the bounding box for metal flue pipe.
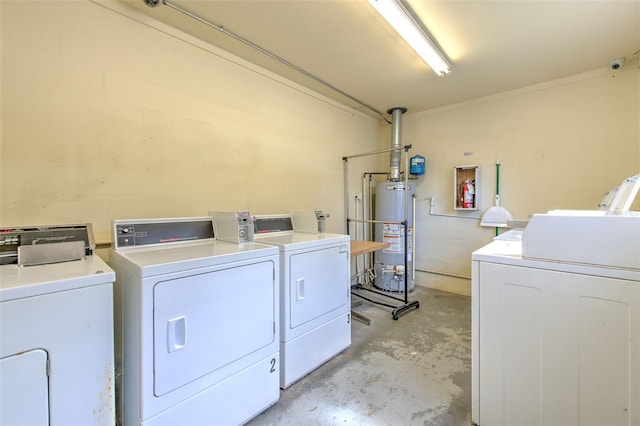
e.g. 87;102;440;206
388;107;407;181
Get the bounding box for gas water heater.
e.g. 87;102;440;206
374;107;415;292
374;181;415;291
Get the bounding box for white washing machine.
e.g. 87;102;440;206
253;214;351;389
472;211;640;426
108;217;280;426
0;224;116;425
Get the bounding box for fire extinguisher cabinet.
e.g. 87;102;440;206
454;165;479;210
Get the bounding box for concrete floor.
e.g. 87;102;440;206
247;281;472;426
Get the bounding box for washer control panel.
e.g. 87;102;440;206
112;218;214;249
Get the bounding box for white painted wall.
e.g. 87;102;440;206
0;1;378;244
1;2;638;296
381;67;639;294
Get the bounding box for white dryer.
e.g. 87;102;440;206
0;224;115;425
253;214;351;389
108;217;280;426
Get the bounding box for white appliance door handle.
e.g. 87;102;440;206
167;316;186;353
296;278;305;301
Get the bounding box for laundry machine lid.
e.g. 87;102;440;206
0;255;115;302
255;232;350;251
254;214;350;249
523;211;640;270
110;217;279;276
110;240;278;277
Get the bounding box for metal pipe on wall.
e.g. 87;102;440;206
363;171;390;240
343;152;406;237
353;195;359;241
362;176;368;241
412;193;416;281
344;146;409;160
362;171;390;271
343;158;350;235
150;0;389;121
403;146;411;289
361;175;370;271
424;196;482;220
353;194;361;281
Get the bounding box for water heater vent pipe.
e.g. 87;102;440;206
388;107;407;181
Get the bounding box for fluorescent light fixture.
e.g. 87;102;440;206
368;0;451;76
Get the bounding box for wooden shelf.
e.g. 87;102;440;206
350;240;389;257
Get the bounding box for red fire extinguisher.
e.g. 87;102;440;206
460;180;475;208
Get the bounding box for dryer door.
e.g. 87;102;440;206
289;244;349;329
0;349;50;425
153;260;276;396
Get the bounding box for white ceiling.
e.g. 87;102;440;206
122;0;639;120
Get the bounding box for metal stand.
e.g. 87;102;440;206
343;145;420;321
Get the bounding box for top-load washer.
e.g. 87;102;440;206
472;211;640;426
108;217;280;426
253;213;351;389
0;223;115;425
